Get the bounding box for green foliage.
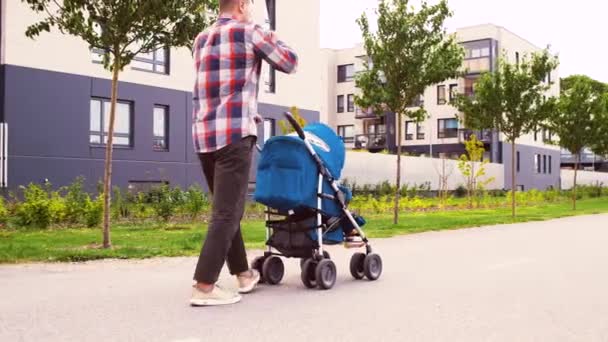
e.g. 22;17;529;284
279;106;307;135
183;185;210;219
63;176;89;224
355;0;465;120
0;197;9;225
355;0;464;224
454;185;467;198
453;49;558;216
458;134;495;208
84;195;104;228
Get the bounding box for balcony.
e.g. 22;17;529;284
354;133;387;152
355;107;378;119
458;129;493;143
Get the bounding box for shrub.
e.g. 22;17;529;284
15;183;53;229
183;185;209;219
84;195;104;227
151;184;182;222
0;196;9;225
454;185;467;198
63;176;88;224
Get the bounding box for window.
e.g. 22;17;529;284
90;98;132;147
449;84;458;102
535;154;542;174
534;130;538;142
438;118;458;139
347;94;355;112
337;125;354;143
408;95;424;107
153;106;169;151
543;155;547;174
517;151;521;172
417;123;425;140
337;64;355;83
131;47;169;74
337;95;345;113
437;85;447;105
405;121;415;140
549;155;552;174
516;52;520;65
263;118;275;143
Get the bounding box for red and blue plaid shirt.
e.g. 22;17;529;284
192;16;298;153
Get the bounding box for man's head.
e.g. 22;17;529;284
220;0;254;23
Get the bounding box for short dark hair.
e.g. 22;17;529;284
220;0;238;10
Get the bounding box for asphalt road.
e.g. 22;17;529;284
2;214;608;342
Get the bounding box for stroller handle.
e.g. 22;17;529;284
284;111;306;140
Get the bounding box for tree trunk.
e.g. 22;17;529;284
394;114;402;225
573;153;579;211
511;142;516;218
102;59;121;249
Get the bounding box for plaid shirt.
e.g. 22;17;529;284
192;16;298;153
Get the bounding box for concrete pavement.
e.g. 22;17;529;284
2;214;608;342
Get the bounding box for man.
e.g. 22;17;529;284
190;0;298;306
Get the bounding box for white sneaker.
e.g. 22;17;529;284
190;285;242;307
237;269;261;294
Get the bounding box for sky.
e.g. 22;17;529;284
320;0;608;83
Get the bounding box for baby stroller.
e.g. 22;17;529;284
252;112;383;290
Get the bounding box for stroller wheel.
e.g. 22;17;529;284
300;251;330;270
364;253;383;281
251;256;266;284
315;259;337;290
349;253;366;280
300;259;317;289
262;256;284;285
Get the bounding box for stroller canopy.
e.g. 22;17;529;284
254;123;346;212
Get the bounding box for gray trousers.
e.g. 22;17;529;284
193;136;255;284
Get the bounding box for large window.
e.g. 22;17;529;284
153;106;169;151
535;154;542;174
347;94;355;112
517;151;521;172
337;95;345;113
405;121;415;140
90;98;132;147
132;48;170;74
417;123;425;140
437;118;458;139
543;155;547;174
437;85;447;105
449;84;458;102
337;64;355;83
549;155;552;174
337;125;354;143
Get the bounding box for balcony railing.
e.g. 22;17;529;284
354;133;387;152
458;129;493;143
355;107;378;119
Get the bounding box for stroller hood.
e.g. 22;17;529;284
254;123;346;211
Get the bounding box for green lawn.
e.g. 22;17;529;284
1;197;608;264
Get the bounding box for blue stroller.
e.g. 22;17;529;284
252;112;383;290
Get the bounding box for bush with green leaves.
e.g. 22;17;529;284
84;195;104;228
0;196;9;225
182;185;209;219
63;176;89;224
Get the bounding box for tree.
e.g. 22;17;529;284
453;50;558;218
23;0;218;248
279;106;307;135
546;75;608;209
457;134;495;208
355;0;464;224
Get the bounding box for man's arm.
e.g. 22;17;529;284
251;25;298;74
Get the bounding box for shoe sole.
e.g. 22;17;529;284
238;273;261;294
190;295;242;307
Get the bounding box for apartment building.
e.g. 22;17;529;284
322;24;561;191
0;0;321;192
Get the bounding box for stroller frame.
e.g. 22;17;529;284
251;112;383;290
